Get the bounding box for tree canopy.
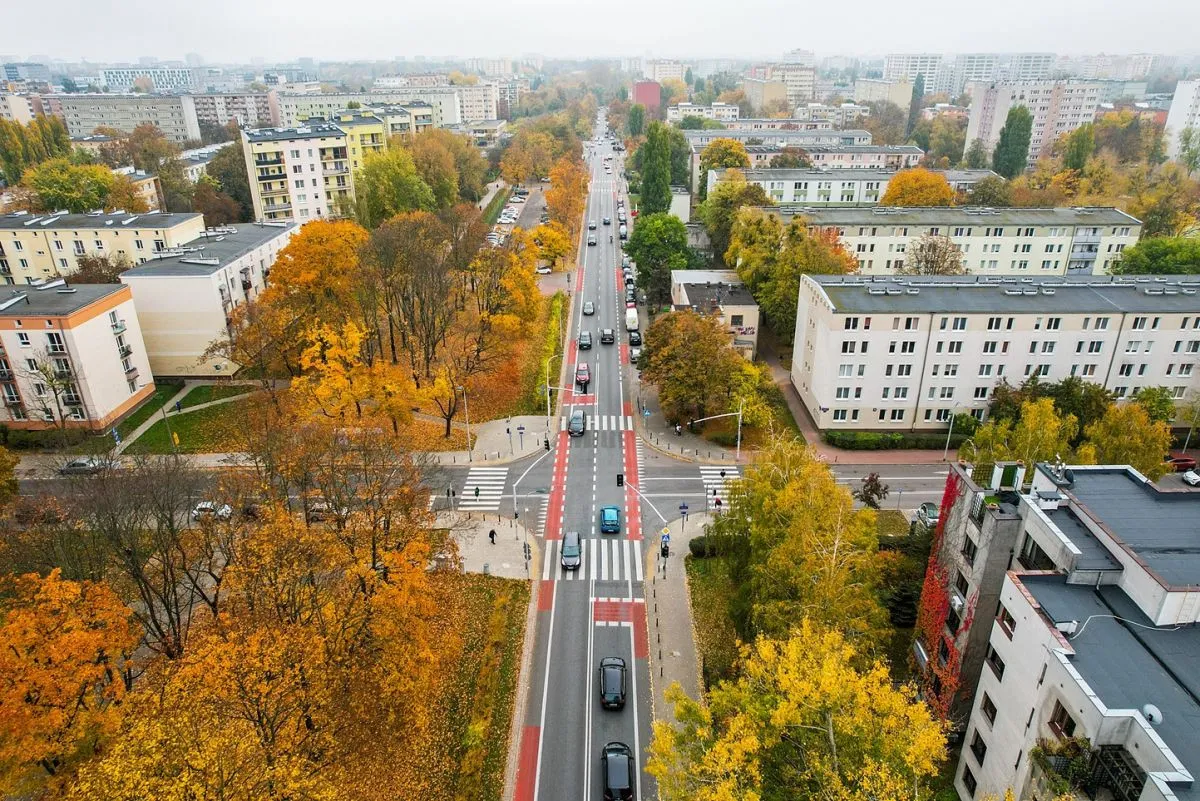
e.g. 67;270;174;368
880;168;954;206
353;149;437;228
639;122;673;214
642;310;742;425
698;138;750;200
992;106;1033;179
625;212;693;307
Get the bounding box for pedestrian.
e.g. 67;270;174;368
488;529;496;545
674;423;682;436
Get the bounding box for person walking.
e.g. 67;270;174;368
488;529;496;545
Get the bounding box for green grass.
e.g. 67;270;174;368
482;186;512;226
876;509;912;539
124;397;251;454
686;554;741;690
176;383;254;410
115;380;184;441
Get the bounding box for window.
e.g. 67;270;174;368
969;731;988;766
894;387;908;400
832;409;847;421
835;387;850;399
1049;700;1077;738
961;536;978;566
896;364;912;377
946;605;961;634
987;316;1002;330
842;341;856;353
984;644;1005;680
1095;317;1110;330
890;409;904;421
1019;534;1054;570
983;340;997;353
1133;316;1147;330
16;333;29;347
838;364;854;378
981;694;998;726
962;766;977;798
948;341;963;353
997;605;1016;638
844;317;859;330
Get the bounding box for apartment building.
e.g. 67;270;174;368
665;102;740;123
1002;52;1055;82
464;57;514;77
189;92;278;129
1077;53;1156;82
884;53;944;83
719;118;832;132
708;167;997;205
790;272;1194;433
924;461;1200;801
684;128;870;149
373;73;448;89
670;269;759;358
277;89;467;127
0;93;38;124
43;93;201;143
242;122;352;222
741;77;787;112
853;78;914;108
0;211;206;284
2;62;51;84
492;76;528;118
100;67;198;92
0;281;154;430
631;81;661;113
793;102;870;127
644;59;685;83
112;167;163;211
763;63;816;108
950;54;1001;94
1165;79;1200;161
966;81;1103;168
693;144;922;192
121;222;296;376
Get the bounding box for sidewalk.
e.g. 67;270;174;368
645;512;708;721
437;510;536;580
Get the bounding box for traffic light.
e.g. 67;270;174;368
617;473;624;486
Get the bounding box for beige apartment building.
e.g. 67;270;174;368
791;273;1199;433
277;84;497;126
853;78;914;108
0;281;154;430
792;102;870;127
121;222;296;376
966;81;1102;168
692;144;922;192
0;211;206;285
43;93;202;143
0;93;39;124
189;91;278;128
242;122;352;222
708;167;998;203
741;78;787;112
665;102;740;123
767;206;1140;275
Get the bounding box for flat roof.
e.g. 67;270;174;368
684;129;871;140
244;122;345;142
0;282;126;316
715;167;897;181
1023;576;1200;801
734;144;925;155
1044;507;1120;571
0;210;201;231
810;274;1200;315
122;223;295;277
766;205;1139;227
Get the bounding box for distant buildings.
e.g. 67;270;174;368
275;85;497;125
644;59;686;83
883;53;945;84
682;128;870;149
741;77;787;112
463;57;514;76
100;67;198;92
112;167;164;211
706;167;996;205
792;102;870;128
43;93;202;143
2;62;51;84
665;102;740;123
966;81;1103;168
853;78;913;109
1004;52;1055;82
1165;79;1200;161
189;91;278;129
631;81;661;114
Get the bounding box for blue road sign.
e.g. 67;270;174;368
661;533;671;544
679;503;688;511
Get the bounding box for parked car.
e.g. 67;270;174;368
630;346;642;363
1166;452;1198;472
598;657;627;709
600;505;620;534
306;499;347;523
561;530;582;570
575;362;591;387
191;501;233;522
536;266;552;275
1183;470;1200;487
579;331;593;349
600;328;615;344
628;330;642;346
917;502;939;528
568;409;587;437
601;742;635;801
583;301;596;316
58;455;109;475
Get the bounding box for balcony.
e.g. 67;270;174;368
322;166;349;176
118;344;133;359
63;395;83;407
111;319;126;335
254;156;283;166
4;396;22;407
260;186;289;197
124;365;139;381
1073;231;1101;244
241;278;253;291
53;369;73;381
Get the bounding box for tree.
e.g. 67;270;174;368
21;158;116;213
642;310;741;424
71;253;132;283
626;212;693;307
1178;126;1200;175
684;67;694;86
639;122;673;213
928;116;967;166
767;147;810;168
532;221;571;269
1080;403;1172;480
855;472;890;509
902;234;965;275
880;168;955;206
906;73;926;136
545;155;589;242
206;139;253;220
966;174;1012;206
665;125;691;186
862;101;907;145
191;176;241;227
627;103;646;137
1063;123;1096;172
677;115;723;131
992;105;1034;179
963;137;990;169
697;137;750;200
405;130;460;208
353;148;436;229
0;115;71;184
1112;236;1200;274
647;622;946;801
661;78;689;107
960;398;1082;472
1133;386;1178;424
1043;375;1114;437
698;175;771;267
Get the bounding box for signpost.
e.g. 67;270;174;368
517;424;526;451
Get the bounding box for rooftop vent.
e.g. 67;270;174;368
1142;704;1163;725
36;279;66;291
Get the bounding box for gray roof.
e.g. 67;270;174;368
122;223;295;277
0;210;201;231
766;205;1140;227
1024;577;1200;801
684;129;871;141
1044;507;1119;571
0;282;127;317
244;122;345;142
679;281;756;307
938;169;1000;183
736;143;925;155
810;274;1200;315
715;167;897;181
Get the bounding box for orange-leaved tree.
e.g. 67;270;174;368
880;167;955;206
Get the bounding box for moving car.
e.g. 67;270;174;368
583;301;596;315
628;330;642;346
568;409;587;437
561;530;582;570
58;455;109;475
602;216;611;225
600;505;620;534
1183;470;1200;487
191;501;233;521
599;657;627;710
917;502;939;528
587;234;597;246
1166;452;1198;472
601;742;635;801
588;220;597;230
579;331;593;349
575;362;591;387
600;328;615;344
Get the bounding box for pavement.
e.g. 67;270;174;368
438;510;537;580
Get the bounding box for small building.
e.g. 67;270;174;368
670;269;759;358
668;188;690;224
120;221;296;377
666;102;740;124
455;118;507;144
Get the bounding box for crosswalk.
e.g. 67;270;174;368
559;414;635;431
459;466;508;510
543;537;643;582
700;465;740;507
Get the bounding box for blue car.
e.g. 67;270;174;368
600;506;620;534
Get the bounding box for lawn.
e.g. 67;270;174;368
482;186;512;226
876;509;912;538
115;380;184;441
176;383;254;410
686;553;741;690
123;398;251;454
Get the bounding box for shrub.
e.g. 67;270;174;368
823;430;970;451
689;535;716;558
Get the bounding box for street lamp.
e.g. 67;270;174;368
943;401;963;462
689;398;745;461
456;385;471;462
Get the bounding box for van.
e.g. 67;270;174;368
625;308;639;332
618;224;628;240
561;531;581;570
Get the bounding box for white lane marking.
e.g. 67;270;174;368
633;542;643;582
532;540;560;801
543;540;554;580
590;540;599;582
600;540;609;581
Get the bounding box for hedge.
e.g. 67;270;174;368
822;430;970;451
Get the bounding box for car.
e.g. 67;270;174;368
600;505;620;534
305;499;347;523
509;195;525;203
621;254;630;268
1183;470;1200;487
917;502;940;528
629;346;642;362
603;216;611;225
1166;453;1198;472
625;288;636;304
600;328;615;344
599;657;627;709
601;742;635;801
536;266;552;274
588;220;597;230
58;455;109;475
628;330;642;346
561;530;582;569
575;362;591;387
624;275;634;287
587;234;597;246
568;409;587;437
583;301;596;315
191;501;233;521
579;331;593;349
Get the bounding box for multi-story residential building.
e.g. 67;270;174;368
683;128;870;149
670;269;760;358
631;81;661;113
790;270;1197;433
189;91;278;129
3;62;51;84
966;81;1103;168
950;53;1001;95
328;107;433;172
112;167;163;211
793;102;870;127
707;167;997;205
0;93;39;124
718;117;833;133
454;118;507;144
0;210;205;284
644;59;685;83
0;280;154;430
1165;78;1200;161
1077;53;1156;82
277;90;453;127
373;73;449;89
764;63;816;108
693;144;923;192
741;77;787;112
1001;52;1055;82
43;93;201;143
121;221;296;376
853;78;914;108
179;142;228;182
242;122;352;223
491;76;528;119
884;53;944;83
450;83;500;123
666;102;740;123
100;67;198;92
463;57;514;77
922;460;1200;801
781;49;815;68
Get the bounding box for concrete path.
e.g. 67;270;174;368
436;510;537;580
114;383;191;455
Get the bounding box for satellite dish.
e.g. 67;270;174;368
1143;704;1163;725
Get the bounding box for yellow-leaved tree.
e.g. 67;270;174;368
1078;401;1172;480
880;168;955;206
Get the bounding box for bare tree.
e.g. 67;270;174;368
17;348;85;447
901;234;966;276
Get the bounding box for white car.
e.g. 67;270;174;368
192;501;233;521
509;196;525;203
536;266;552;275
1183;470;1200;487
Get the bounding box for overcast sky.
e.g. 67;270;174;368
7;0;1200;64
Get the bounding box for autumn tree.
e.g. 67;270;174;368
1062;123;1096;172
697;137;750;200
927;115;967;165
966;174;1013;206
205;139;254;220
992;105;1033;179
767;146;810;168
545;155;588;243
1112;236;1200;274
648;621;946;801
1178;126;1200;175
639;122;673;213
406;130;459;208
960;398;1085;476
1133;386;1178;424
500;129;557;184
1078;402;1172;480
862;101;907;145
353;148;436;228
532;220;571;270
855;472;890;509
699;173;771;266
625;212;693;307
880;167;955;206
0;115;71;184
963;137;990;169
190;176;241;227
902;233;965;275
69;253;132;283
642;310;742;424
20;158;130;213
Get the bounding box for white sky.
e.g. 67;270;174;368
6;0;1200;64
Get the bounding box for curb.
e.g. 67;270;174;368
632;409;741;467
501;530;540;801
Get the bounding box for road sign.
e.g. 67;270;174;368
661;533;670;544
643;409;650;417
517;425;526;432
679;503;688;511
661;527;670;537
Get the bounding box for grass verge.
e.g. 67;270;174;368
176;383;254;410
482;186;512;226
124;398;251;454
115;380;184;441
685;553;740;690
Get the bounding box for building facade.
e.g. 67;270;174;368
242;123;351;223
684;128;870;149
853;78;914;108
100;67;198;92
190;92;278;129
2;62;51;83
741;77;787;112
1002;52;1055;82
0;93;38;124
1165;78;1200;161
276;88;474;127
692;144;922;192
645;59;685;83
791;271;1193;433
966;81;1103;168
665;102;740;123
631;81;661;113
669;269;759;358
44;93;201;143
764;63;816;108
0;281;154;430
793;102;870;127
884;53;944;82
708;167;997;205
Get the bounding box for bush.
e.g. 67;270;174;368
707;431;739;447
823;430;969;451
689;535;716;558
0;425;93;451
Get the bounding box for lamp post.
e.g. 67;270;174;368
943;401;963;462
689;398;745;461
457;385;471;462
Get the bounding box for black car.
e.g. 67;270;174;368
602;216;611;225
568;409;587;437
600;328;615;344
628;330;642;346
602;742;635;801
579;331;593;349
624;288;636;304
624;275;634;287
599;657;627;709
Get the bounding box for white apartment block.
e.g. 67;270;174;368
966;81;1102;168
793;102;870;127
190;92;278;129
791;272;1193;433
100;67;198;92
719;118;833;133
708;167;997;205
948;54;1001;97
683;128;870;149
1002;52;1055;82
242;123;351;223
774;206;1139;276
0;93;38;124
694;144;924;192
121;222;296;376
0;211;206;285
741;78;787;112
666;102;740;123
764;63;816;108
373;73;449;89
1164;79;1200;161
43;93;201;143
0;281;154;430
884;53;944;83
1077;53;1156;82
277;85;495;126
780;49;815;68
644;59;685;83
463;57;513;76
853;78;914;108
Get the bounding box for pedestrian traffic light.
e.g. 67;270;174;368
617;473;624;486
544;437;551;450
